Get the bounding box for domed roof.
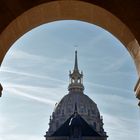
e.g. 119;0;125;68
47;51;106;136
48;91;103;135
54;91;99;118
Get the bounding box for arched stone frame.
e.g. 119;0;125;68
0;1;140;105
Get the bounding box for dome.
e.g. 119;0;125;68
48;91;103;134
54;91;100;120
46;51;106;137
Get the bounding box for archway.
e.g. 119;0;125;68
0;20;139;140
0;1;139;104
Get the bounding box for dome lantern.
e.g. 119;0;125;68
68;50;84;92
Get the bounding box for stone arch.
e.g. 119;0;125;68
0;1;139;104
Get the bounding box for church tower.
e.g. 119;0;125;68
45;51;108;140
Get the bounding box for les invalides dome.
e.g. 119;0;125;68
45;51;108;140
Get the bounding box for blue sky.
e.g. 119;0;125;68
0;20;140;140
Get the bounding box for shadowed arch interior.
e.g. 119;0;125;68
0;1;139;104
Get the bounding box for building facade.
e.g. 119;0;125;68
45;51;108;140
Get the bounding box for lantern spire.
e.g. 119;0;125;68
68;50;84;92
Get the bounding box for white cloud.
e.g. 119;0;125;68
4;49;44;62
86;81;132;94
103;113;140;140
0;115;18;135
0;134;43;140
102;54;128;72
3;85;57;106
0;66;65;84
3;49;71;66
92;89;137;109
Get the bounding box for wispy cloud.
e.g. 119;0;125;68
8;87;56;105
0;115;18;136
86;81;133;94
102;54;129;72
3;49;44;62
103;113;140;140
0;134;43;140
88;85;137;107
0;66;66;84
3;83;62;106
3;49;71;66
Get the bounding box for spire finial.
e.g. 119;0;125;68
74;49;78;71
74;44;78;51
